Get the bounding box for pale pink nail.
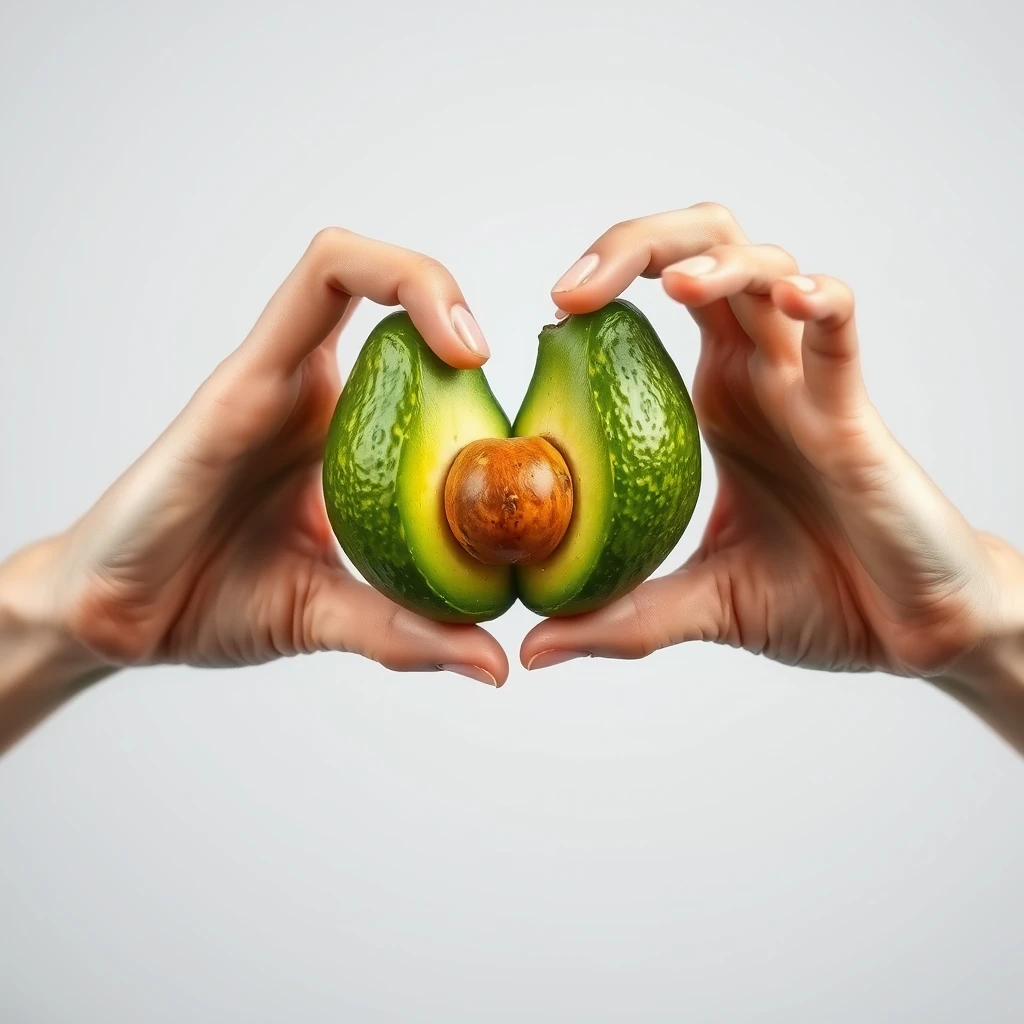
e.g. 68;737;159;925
782;274;816;293
450;305;490;359
664;254;717;278
526;650;590;671
555;308;570;320
440;663;499;687
552;253;600;294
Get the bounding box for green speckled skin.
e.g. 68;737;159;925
514;299;701;616
323;312;514;623
323;303;700;624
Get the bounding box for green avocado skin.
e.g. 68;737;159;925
514;299;701;617
324;302;700;624
322;311;514;623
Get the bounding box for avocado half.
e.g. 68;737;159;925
514;299;701;616
322;311;516;622
322;300;701;623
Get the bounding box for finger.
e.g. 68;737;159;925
662;243;801;361
770;274;865;411
243;228;490;376
310;572;510;687
520;564;729;668
550;203;749;314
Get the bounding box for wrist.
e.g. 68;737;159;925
934;532;1024;753
0;536;115;752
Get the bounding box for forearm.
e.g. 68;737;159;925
0;538;113;754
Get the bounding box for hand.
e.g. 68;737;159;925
522;204;1024;747
1;229;508;750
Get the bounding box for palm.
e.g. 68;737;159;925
157;340;344;667
155;463;345;667
63;340;344;667
673;311;877;671
684;472;878;674
678;303;983;677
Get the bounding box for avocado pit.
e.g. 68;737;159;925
444;436;573;566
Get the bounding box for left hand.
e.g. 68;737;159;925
35;229;508;685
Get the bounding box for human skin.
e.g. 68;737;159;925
521;203;1024;755
0;229;508;754
2;208;1024;757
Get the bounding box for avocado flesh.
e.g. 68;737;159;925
323;312;515;623
513;300;701;617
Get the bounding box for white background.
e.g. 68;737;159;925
1;1;1023;1020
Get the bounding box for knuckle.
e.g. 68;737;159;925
761;243;796;267
310;225;348;249
820;276;856;315
602;217;651;246
367;604;404;668
628;589;671;658
412;252;445;274
307;226;350;261
408;252;454;287
609;217;639;235
693;201;738;230
834;278;856;306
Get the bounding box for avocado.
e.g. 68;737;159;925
322;311;516;623
323;300;700;624
513;299;701;616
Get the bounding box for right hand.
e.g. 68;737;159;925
523;205;1024;742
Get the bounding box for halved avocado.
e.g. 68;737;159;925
324;301;700;624
322;311;515;623
513;299;701;617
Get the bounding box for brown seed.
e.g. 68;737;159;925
444;436;573;566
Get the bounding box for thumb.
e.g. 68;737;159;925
309;572;509;687
520;564;729;670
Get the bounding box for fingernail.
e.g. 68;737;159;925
554;308;569;320
783;274;816;293
450;305;490;359
552;253;600;294
440;663;498;687
526;650;590;671
664;254;717;278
